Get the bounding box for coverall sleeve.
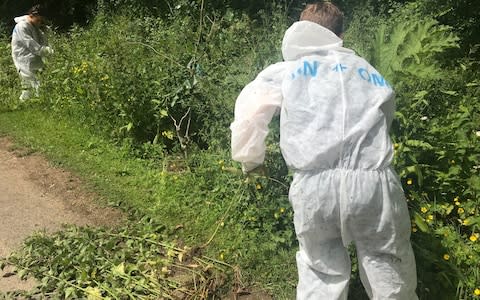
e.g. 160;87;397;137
230;62;286;172
15;22;44;56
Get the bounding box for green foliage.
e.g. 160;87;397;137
1;0;479;299
372;19;458;81
395;77;480;299
1;217;230;299
36;6;287;150
0;37;20;111
365;3;459;83
345;2;480;299
346;3;480;299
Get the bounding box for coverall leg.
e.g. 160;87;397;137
290;169;418;300
18;69;39;101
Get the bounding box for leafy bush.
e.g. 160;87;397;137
37;5;287;152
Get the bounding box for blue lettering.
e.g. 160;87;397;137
332;64;348;72
371;73;386;87
358;68;371;82
359;68;391;88
303;61;320;77
291;61;320;80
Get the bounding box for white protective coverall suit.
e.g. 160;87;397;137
230;21;418;300
11;15;50;100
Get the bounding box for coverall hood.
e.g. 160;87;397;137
14;15;29;24
282;21;351;61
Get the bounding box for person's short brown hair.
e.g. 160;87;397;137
300;1;344;35
28;4;45;17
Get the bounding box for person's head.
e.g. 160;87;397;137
300;1;344;37
28;5;45;26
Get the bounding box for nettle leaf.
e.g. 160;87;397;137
65;287;76;299
112;262;126;276
17;269;28;279
405;140;433;150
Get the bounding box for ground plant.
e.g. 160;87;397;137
0;0;479;299
1;218;232;299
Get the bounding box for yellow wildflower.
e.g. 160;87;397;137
406;178;413;185
463;219;470;226
280;207;286;213
256;183;262;190
443;254;450;261
469;234;478;242
412;227;417;233
474;288;480;296
427;215;434;221
458;208;465;214
455;201;461;206
162;130;175;140
421;207;428;213
454;196;459;202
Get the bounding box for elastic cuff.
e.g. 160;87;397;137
241;162;261;174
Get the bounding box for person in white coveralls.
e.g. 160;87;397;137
11;4;53;101
230;2;418;299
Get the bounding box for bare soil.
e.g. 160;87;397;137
0;136;123;293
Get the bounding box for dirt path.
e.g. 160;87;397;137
0;137;123;293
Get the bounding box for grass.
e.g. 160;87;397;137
0;107;298;299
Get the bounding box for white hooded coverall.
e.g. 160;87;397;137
11;15;48;100
230;21;418;299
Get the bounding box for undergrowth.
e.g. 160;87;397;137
1;216;233;299
0;0;479;299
